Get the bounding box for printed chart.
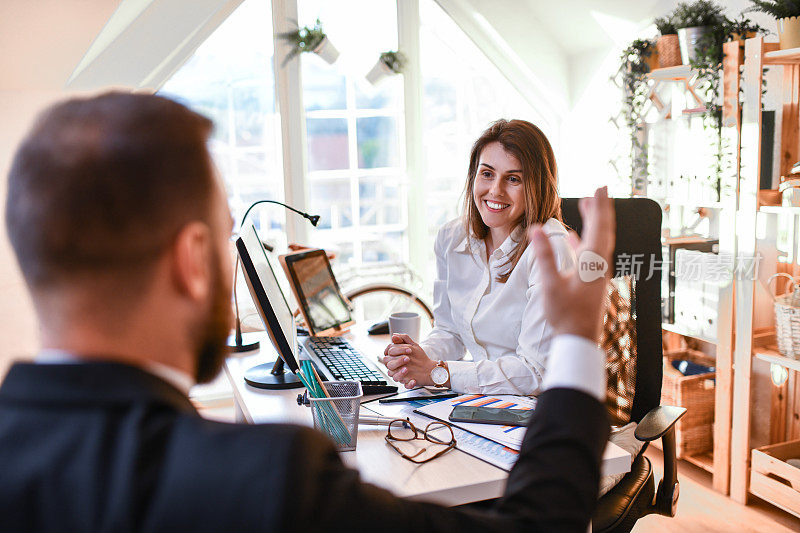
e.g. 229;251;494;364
361;395;521;471
414;394;536;450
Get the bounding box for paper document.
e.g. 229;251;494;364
413;394;536;450
361;396;520;471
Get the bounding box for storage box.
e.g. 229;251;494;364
661;349;716;457
751;439;800;518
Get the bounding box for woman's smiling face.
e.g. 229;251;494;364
472;141;526;242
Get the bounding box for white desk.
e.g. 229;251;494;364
224;327;630;507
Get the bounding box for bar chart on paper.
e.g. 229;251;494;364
414;394;536;450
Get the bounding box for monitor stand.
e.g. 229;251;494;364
244;358;303;390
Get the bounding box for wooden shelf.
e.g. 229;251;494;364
764;47;800;65
753;346;800;373
684;451;715;473
759;205;800;215
648;65;695;81
662;322;717;344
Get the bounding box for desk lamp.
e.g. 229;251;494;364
229;199;320;353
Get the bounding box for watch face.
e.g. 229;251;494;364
431;365;448;386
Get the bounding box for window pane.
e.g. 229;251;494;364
159;0;285;248
357;116;398;169
359;177;401;226
232;82;273;147
307;118;350;171
356;76;402;109
299;0;404;266
420;0;544;277
362;231;403;263
309;179;352;229
303;55;347;111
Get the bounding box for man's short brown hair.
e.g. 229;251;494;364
6;92;215;289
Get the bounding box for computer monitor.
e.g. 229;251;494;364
235;224;303;389
279;249;354;336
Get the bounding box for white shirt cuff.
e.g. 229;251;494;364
445;360;478;393
542;334;606;402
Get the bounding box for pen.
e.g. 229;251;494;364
358;415;410;427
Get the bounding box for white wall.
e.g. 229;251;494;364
0;1;120;376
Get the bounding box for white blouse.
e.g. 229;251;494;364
419;218;575;395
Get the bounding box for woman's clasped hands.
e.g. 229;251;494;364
381;334;439;389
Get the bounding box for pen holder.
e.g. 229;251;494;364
298;381;362;451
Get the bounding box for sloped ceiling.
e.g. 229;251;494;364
67;0;243;90
525;0;668;56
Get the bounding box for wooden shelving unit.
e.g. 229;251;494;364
728;38;800;517
642;48;736;496
684;451;715;472
764;46;800;65
754;346;800;373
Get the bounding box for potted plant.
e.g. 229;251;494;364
749;0;800;49
655;15;682;67
365;51;406;85
724;13;768;58
282;19;339;65
673;0;726;64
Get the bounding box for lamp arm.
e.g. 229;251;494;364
238;199;319;231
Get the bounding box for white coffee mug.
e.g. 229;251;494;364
388;312;421;342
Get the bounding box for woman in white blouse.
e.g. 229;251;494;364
382;119;574;395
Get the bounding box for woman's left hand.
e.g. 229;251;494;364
381;334;437;389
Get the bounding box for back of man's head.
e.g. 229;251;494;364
6;92;215;294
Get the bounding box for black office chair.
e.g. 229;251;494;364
561;198;686;533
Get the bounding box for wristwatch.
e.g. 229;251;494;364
430;361;450;387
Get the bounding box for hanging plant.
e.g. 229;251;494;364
282;19;339;65
365;51;406;85
618;39;656;192
688;11;767;197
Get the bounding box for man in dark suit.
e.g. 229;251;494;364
1;92;615;532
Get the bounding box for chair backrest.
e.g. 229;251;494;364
560;198;663;424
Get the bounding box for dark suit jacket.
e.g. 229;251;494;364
0;362;609;532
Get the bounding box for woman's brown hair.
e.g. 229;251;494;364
463;119;561;283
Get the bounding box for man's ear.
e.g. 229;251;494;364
171;222;212;302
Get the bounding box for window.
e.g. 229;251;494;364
159;0;286;249
299;0;406;266
419;0;547;276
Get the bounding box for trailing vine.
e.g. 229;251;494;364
619;39;655;192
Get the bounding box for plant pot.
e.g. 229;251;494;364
313;36;339;65
365;59;393;85
645;48;660;73
677;25;709;64
657;34;682;68
778;17;800;50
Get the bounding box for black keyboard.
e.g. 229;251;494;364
305;336;397;395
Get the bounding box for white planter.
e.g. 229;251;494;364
365;59;393;85
677;25;709;65
313;36;339;64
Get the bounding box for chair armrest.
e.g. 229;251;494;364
634;405;686;442
634;405;686;517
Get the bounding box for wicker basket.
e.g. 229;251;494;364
661;349;715;457
769;273;800;359
657;34;682;68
